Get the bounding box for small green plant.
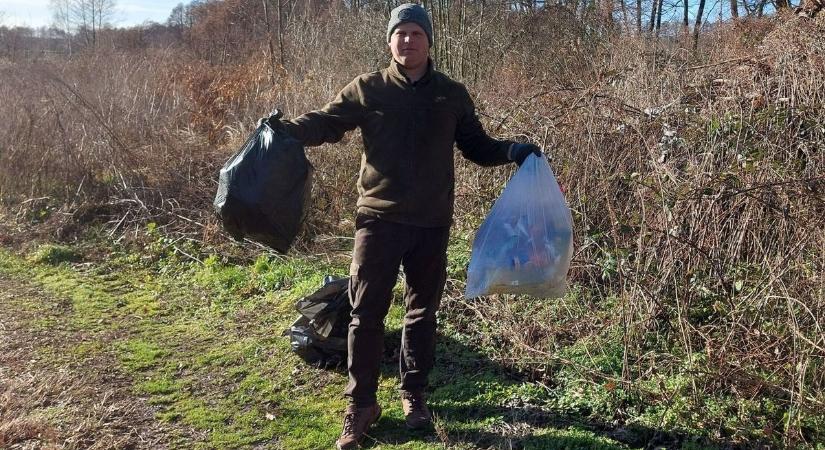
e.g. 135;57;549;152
193;254;252;300
446;237;472;280
28;244;80;265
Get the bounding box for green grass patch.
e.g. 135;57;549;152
118;339;169;371
0;242;647;449
28;243;81;265
137;374;181;395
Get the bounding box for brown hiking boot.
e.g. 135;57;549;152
335;403;382;450
401;391;432;430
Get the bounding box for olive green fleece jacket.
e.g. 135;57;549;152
282;59;515;227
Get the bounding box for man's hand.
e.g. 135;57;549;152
508;143;543;166
257;109;284;129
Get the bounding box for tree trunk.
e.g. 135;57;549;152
458;0;466;79
636;0;642;33
445;0;452;74
649;0;658;31
91;0;97;47
757;0;768;16
655;0;664;33
262;0;278;82
683;0;689;28
730;0;739;18
620;0;629;28
693;0;706;50
277;0;284;66
602;0;615;26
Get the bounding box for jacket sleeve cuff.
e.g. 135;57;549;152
280;121;306;144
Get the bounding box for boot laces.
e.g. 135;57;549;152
342;411;358;435
404;392;424;413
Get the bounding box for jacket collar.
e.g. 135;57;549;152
388;57;434;86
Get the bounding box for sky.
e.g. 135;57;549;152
0;0;180;28
0;0;760;31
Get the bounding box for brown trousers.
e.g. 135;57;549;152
345;214;450;407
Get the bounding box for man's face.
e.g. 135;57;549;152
389;22;429;71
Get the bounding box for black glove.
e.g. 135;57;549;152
509;143;543;166
256;109;284;130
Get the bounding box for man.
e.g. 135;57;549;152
277;4;541;449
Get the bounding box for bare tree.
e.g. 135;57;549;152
261;0;279;81
78;0;116;46
49;0;116;48
167;2;196;42
693;0;706;49
50;0;74;54
600;0;616;26
655;0;664;33
730;0;740;18
167;3;187;29
0;26;33;60
636;0;642;32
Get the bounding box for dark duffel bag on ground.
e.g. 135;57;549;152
214;110;312;253
285;275;351;369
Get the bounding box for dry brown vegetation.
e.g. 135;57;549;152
0;2;823;448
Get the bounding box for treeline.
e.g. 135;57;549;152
0;0;804;63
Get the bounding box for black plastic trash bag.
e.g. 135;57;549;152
214;111;312;253
284;275;352;369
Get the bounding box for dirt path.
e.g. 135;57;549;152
0;275;190;450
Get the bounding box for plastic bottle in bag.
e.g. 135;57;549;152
465;154;573;298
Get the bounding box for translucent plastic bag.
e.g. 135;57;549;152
465;154;573;298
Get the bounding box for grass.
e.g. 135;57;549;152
0;239;646;449
27;243;81;265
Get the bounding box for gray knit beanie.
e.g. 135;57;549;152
386;3;433;47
